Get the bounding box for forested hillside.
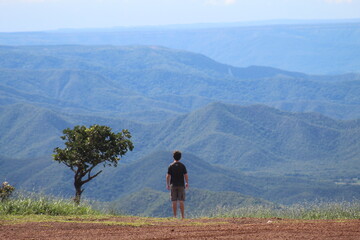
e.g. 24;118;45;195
1;46;360;120
1;97;360;177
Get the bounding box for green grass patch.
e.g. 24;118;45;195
0;192;98;216
2;192;360;221
207;201;360;220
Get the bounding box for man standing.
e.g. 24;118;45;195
166;150;189;219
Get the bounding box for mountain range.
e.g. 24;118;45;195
1;21;360;74
1;45;360;121
1;43;360;216
1;102;360;206
1;98;360;177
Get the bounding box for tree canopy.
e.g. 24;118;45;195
53;124;134;203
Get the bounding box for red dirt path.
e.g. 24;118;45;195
1;217;360;240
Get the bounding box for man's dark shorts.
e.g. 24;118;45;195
170;186;185;201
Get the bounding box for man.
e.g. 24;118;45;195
166;150;189;219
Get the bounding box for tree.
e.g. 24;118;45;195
53;125;134;204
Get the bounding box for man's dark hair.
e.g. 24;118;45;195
173;150;182;161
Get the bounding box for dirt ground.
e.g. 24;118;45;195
1;217;360;240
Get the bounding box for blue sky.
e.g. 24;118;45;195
0;0;359;32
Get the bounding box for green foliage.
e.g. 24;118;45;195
0;192;97;216
0;182;15;202
53;124;134;203
53;125;134;169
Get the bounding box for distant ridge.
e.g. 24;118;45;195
1;21;359;74
1;45;360;120
51;19;360;32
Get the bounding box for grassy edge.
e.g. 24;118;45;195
0;215;152;226
0;215;233;227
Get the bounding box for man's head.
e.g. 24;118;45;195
173;150;182;161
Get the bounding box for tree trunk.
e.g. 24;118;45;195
74;172;84;205
72;167;102;205
74;185;83;205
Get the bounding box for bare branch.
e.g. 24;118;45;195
83;164;99;176
82;170;103;185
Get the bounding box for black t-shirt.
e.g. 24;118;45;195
167;161;187;187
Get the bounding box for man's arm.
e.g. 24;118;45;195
184;173;189;189
166;174;171;190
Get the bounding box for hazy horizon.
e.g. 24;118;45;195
21;18;360;33
1;0;360;32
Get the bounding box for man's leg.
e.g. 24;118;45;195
179;201;185;219
172;201;177;218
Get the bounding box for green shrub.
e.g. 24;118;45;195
0;182;15;202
